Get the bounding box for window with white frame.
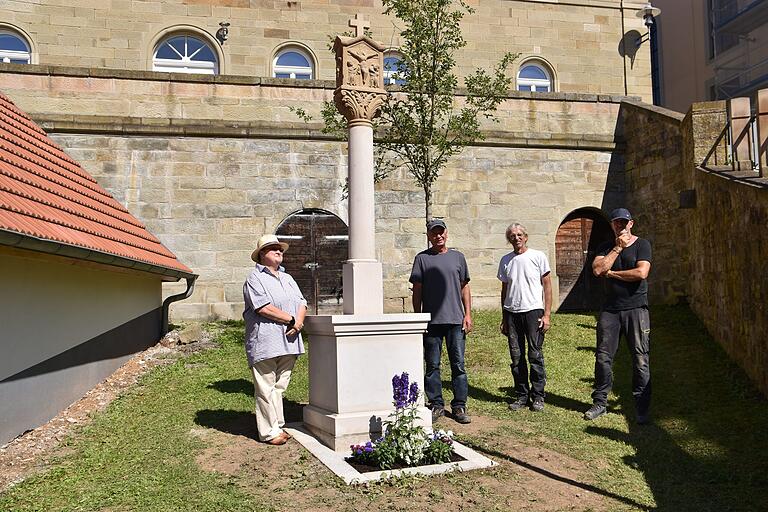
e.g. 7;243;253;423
517;63;552;92
383;52;406;85
153;35;218;74
273;47;314;80
0;30;31;64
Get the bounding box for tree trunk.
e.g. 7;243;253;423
424;186;432;249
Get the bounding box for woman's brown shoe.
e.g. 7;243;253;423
266;432;290;445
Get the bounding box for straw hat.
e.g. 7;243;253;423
251;234;289;262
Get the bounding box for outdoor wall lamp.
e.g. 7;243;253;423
216;22;230;45
635;2;661;47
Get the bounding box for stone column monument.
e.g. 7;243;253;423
302;15;432;451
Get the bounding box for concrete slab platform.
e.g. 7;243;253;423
284;422;498;485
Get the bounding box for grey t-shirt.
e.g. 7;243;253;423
409;248;470;325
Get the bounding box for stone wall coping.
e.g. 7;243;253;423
36;113;621;150
697;166;768;189
0;62;638;104
621;98;686;123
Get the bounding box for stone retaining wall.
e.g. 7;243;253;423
620;100;687;303
622;99;768;396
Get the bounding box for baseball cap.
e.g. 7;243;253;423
426;219;447;231
610;208;632;221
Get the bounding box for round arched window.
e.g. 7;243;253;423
517;63;552;92
383;53;406;86
273;48;314;80
0;30;31;64
153;35;218;74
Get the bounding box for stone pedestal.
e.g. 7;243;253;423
303;313;431;451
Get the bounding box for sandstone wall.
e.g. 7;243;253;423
0;67;627;319
620;100;687;303
48;136;622;319
0;0;653;101
689;169;768;396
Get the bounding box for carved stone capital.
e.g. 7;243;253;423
334;87;388;123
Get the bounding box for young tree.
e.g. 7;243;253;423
298;0;517;223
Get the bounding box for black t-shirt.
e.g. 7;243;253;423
597;238;652;311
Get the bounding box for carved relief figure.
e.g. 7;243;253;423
346;44;380;89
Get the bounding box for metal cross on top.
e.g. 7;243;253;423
349;13;370;37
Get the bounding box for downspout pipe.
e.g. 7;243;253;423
162;275;198;335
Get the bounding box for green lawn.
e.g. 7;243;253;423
2;306;767;511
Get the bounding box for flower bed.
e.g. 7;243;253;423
346;372;457;470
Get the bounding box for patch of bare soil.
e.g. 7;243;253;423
192;411;620;512
0;326;214;493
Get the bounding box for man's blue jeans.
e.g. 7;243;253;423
423;324;468;409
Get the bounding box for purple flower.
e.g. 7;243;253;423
408;381;419;405
392;372;411;409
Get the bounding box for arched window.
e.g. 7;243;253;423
383;52;406;86
0;30;31;64
152;34;218;74
273;47;314;80
517;62;553;92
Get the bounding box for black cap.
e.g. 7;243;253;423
610;208;632;221
426;218;447;231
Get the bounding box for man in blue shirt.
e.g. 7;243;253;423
410;219;473;424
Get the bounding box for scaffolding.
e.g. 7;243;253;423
711;0;768;99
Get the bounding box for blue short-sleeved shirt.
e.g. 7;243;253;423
242;264;307;365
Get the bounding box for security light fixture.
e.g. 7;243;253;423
635;2;661;47
216;22;230;45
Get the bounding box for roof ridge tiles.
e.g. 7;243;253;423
0;147;132;216
0;112;88;175
0;128;101;190
0;199;174;260
0;95;47;136
0;212;186;272
0;173;157;244
0;101;83;164
0;92;192;276
0;160;144;230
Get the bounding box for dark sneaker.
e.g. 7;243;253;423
431;407;445;422
636;412;651;425
583;404;607;421
508;396;529;411
452;407;471;424
530;398;545;412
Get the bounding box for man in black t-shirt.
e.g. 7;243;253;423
583;208;652;424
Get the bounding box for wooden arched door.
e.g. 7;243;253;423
276;209;348;314
555;209;614;311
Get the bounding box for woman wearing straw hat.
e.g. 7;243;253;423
243;234;307;445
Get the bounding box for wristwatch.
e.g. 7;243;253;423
287;316;295;328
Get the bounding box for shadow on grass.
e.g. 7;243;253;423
544;391;591;414
463;440;649;510
588;304;768;511
195;400;305;439
576;345;596;352
208;378;252;395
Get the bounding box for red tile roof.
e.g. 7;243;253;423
0;92;193;276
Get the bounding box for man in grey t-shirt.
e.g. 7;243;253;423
410;219;473;424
